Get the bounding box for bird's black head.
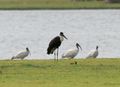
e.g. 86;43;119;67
26;47;31;56
76;43;82;51
59;32;68;39
26;47;29;52
60;32;63;35
96;46;99;50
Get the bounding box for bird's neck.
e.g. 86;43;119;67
96;49;98;51
96;48;98;51
60;36;64;42
27;49;30;52
76;46;79;50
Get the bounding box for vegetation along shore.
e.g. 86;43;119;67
0;0;120;9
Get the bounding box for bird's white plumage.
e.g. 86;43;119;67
60;35;64;42
62;43;82;59
62;48;79;58
15;51;29;59
86;46;99;58
11;48;30;60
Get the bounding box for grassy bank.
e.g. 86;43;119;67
0;59;120;87
0;0;120;9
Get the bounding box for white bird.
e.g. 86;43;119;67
62;43;82;59
86;46;99;59
11;47;30;60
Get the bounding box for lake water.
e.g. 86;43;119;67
0;10;120;60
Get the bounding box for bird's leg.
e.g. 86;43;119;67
54;51;56;61
57;48;59;61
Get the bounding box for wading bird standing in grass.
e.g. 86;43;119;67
11;47;30;60
62;43;82;59
47;32;67;61
86;46;99;59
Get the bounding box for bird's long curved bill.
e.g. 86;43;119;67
63;35;68;40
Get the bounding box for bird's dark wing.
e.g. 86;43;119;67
47;36;61;54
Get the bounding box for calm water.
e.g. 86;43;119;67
0;10;120;60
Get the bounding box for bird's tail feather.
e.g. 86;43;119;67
47;51;50;54
47;47;55;54
47;47;51;54
11;56;15;60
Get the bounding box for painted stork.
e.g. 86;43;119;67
47;32;67;61
86;46;99;59
62;43;82;59
11;47;30;60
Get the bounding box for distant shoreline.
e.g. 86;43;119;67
0;8;120;10
0;1;120;10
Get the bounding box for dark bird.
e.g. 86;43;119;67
47;32;67;61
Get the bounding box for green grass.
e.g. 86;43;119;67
0;0;120;9
0;59;120;87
